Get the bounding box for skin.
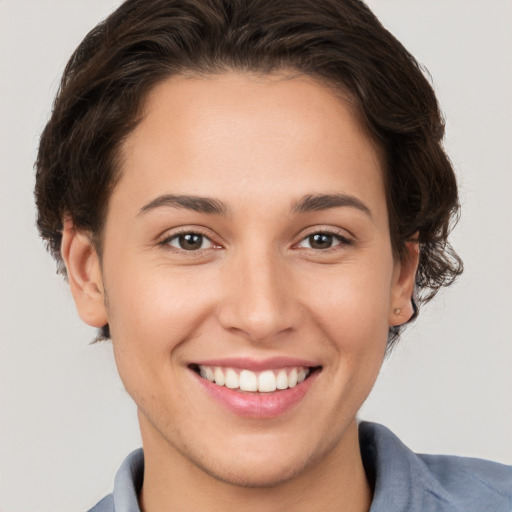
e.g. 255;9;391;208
61;72;418;512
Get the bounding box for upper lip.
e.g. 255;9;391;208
189;356;321;372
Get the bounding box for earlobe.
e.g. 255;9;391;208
389;241;420;326
61;219;108;328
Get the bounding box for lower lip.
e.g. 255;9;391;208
193;370;318;419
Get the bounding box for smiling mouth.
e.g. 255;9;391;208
189;364;321;393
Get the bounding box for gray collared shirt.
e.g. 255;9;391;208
87;422;512;512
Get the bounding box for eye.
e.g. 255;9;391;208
297;232;348;250
166;232;215;251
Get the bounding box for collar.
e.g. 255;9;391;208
99;422;511;512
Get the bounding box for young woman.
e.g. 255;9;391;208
33;1;511;510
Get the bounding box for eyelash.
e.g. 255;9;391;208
158;227;353;254
158;229;220;253
294;229;353;252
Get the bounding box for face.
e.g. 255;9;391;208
67;72;416;487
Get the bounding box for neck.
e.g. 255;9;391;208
138;415;372;512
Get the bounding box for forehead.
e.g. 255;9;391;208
115;71;386;219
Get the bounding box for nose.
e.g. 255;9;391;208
216;247;302;343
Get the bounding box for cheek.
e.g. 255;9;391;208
302;259;394;349
105;267;216;414
105;262;216;367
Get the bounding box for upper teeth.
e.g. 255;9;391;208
198;365;310;392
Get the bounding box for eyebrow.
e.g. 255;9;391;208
138;194;228;216
137;192;371;218
292;193;372;217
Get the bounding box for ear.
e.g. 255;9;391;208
61;219;108;328
389;241;420;327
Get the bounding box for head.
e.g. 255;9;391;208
35;0;462;490
35;0;462;349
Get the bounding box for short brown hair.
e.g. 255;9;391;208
35;0;463;345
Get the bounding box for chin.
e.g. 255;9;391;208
178;426;340;490
192;452;313;489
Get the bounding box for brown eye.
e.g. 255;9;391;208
309;233;333;249
167;233;214;251
297;232;345;250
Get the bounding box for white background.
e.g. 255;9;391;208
1;1;511;511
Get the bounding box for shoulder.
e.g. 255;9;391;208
359;422;512;512
86;448;144;512
418;452;512;510
87;493;114;512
